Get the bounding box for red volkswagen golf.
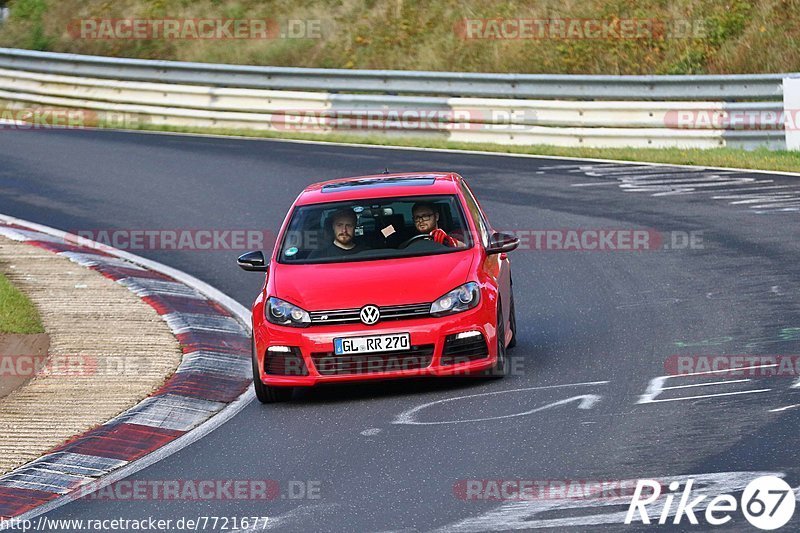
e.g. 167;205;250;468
238;172;519;402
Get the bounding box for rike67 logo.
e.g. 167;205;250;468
626;475;795;530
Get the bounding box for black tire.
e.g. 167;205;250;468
484;300;508;379
507;289;517;349
252;338;293;403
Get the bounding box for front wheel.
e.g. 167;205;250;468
507;290;517;349
484;300;508;379
252;337;293;403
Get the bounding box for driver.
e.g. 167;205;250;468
411;202;463;247
309;207;369;258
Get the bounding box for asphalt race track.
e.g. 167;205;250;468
1;129;800;532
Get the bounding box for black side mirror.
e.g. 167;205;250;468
486;232;520;255
237;250;268;272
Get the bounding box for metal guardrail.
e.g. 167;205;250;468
0;48;792;150
0;47;792;101
0;68;785;129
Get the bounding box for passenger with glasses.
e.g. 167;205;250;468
411;201;464;248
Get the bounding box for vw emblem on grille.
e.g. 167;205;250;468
360;305;380;325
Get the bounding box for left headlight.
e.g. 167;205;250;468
430;282;481;316
266;297;311;327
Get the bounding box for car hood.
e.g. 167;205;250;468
272;252;475;310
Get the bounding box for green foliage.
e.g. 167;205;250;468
7;0;47;21
704;1;752;47
0;273;44;335
0;0;797;74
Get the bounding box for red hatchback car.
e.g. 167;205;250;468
238;172;520;402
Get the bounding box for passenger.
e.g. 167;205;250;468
309;208;369;258
411;202;464;247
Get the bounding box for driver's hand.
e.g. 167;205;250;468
430;228;457;247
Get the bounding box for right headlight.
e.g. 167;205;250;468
265;297;311;327
430;282;481;316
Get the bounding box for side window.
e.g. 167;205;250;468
460;182;489;248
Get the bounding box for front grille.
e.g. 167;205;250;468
309;302;430;325
440;333;488;365
311;344;435;375
264;347;309;376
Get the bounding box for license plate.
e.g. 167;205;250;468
333;333;410;355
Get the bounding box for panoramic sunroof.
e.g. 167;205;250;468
321;176;437;192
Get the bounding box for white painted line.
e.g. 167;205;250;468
435;471;785;531
583;165;679;175
712;185;800;197
637;371;774;404
748;201;800;209
769;404;800;413
661;379;752;390
0;214;255;528
619;176;760;186
394;381;608;425
628;180;772;193
643;389;771;403
227;504;340;532
729;196;799;205
675;363;777;378
73;126;800;178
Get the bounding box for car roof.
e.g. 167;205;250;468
295;172;462;205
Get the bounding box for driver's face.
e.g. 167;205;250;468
413;209;438;233
333;217;355;245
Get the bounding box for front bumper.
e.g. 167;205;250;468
253;305;497;387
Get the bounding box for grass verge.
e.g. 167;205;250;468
0;272;44;334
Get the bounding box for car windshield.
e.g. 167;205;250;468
278;195;473;264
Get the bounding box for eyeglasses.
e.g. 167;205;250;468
413;213;434;222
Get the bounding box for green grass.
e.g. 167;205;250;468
0;272;44;334
117;121;800;174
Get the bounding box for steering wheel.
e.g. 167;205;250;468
398;233;432;249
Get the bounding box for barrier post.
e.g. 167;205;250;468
784;77;800;150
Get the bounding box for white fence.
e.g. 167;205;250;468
0;48;795;150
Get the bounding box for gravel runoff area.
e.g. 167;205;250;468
0;235;182;473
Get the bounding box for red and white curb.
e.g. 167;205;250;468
0;214;254;526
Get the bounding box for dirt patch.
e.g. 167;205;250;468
0;333;50;398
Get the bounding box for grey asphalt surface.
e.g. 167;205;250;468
1;129;799;532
